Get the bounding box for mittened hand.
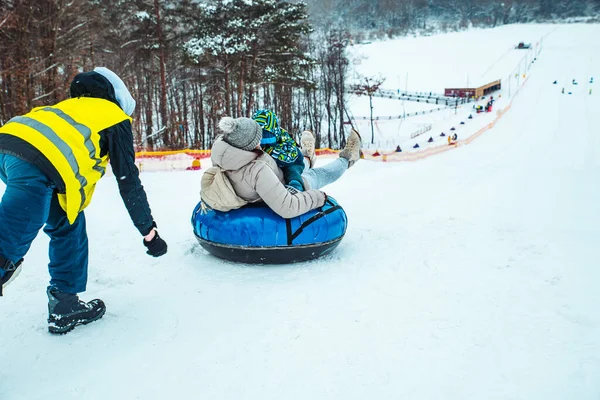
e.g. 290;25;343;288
321;192;328;207
143;231;168;257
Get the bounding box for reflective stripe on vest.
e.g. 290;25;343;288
38;107;105;176
8;115;89;211
0;97;131;223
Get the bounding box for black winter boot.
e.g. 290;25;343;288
0;257;23;296
47;287;106;334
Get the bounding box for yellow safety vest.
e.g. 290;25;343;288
0;97;132;224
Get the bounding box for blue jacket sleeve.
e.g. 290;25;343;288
102;120;155;236
268;129;305;189
279;157;306;191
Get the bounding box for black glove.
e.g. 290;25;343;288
143;231;168;257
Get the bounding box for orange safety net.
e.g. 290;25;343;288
359;78;527;163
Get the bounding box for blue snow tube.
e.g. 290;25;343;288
191;197;347;264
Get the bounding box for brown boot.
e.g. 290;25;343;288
339;129;362;168
301;130;316;168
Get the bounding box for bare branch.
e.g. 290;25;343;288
33;89;58;102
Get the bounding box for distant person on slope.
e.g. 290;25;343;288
252;109;314;191
202;117;361;219
0;67;167;334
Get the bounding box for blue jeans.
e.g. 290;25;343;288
302;157;349;190
0;154;88;293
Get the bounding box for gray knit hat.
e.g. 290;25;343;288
219;117;263;151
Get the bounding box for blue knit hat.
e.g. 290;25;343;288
253;109;279;147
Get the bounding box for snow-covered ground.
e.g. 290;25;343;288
1;24;600;400
348;24;556;151
350;24;554;92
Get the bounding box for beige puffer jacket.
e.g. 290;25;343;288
210;137;326;219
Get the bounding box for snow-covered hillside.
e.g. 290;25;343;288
1;24;599;400
348;24;557;151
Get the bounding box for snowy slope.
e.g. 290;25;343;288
1;24;600;400
348;24;555;150
350;24;555;92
